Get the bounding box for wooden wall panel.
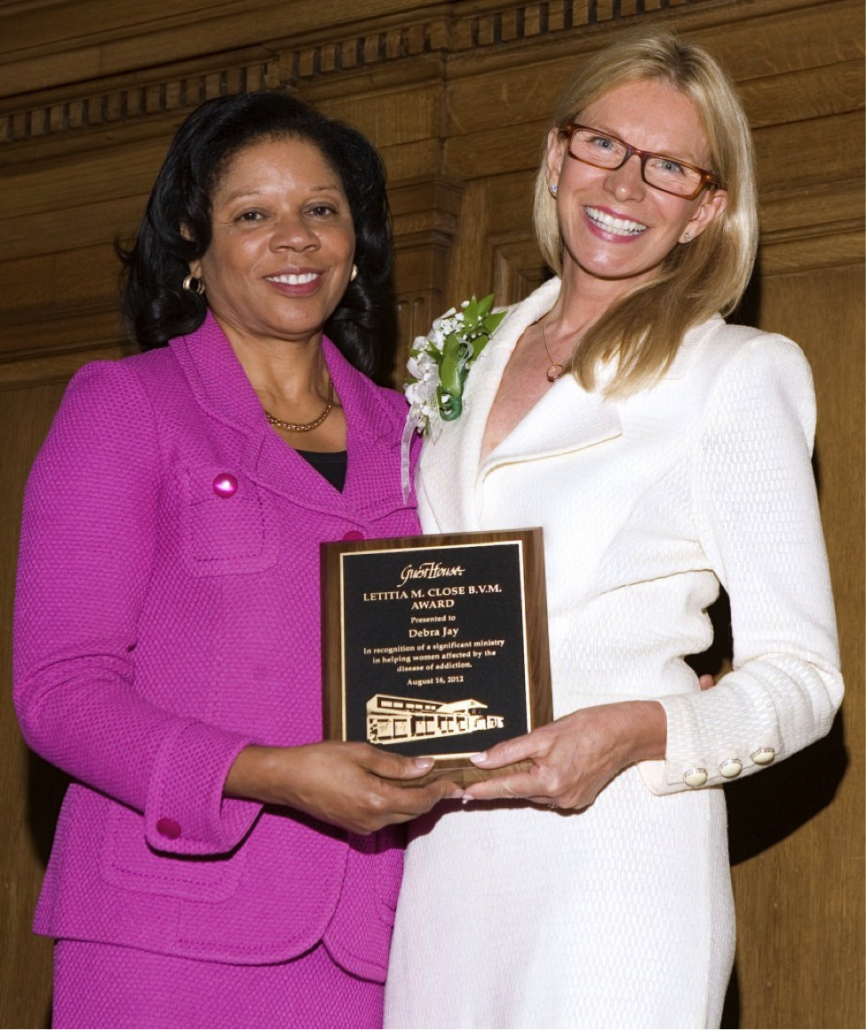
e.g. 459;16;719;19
0;1;862;1027
0;382;73;1030
0;0;428;94
726;263;865;1029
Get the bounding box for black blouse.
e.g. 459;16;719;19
295;449;348;492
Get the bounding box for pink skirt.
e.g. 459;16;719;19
53;939;383;1029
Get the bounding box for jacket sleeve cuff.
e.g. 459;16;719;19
636;758;668;793
637;684;785;796
144;720;262;855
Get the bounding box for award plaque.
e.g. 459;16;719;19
321;528;552;786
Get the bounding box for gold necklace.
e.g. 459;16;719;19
541;316;565;382
265;379;334;432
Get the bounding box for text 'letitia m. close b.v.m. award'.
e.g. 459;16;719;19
321;529;552;785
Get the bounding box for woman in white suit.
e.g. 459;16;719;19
385;30;843;1030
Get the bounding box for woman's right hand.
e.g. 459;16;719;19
225;742;461;835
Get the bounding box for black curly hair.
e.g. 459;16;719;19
119;90;392;375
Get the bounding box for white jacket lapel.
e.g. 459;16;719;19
418;277;623;528
481;374;621;477
418;280;557;529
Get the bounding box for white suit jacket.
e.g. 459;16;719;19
416;277;843;793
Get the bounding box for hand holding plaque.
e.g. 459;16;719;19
321;529;552;787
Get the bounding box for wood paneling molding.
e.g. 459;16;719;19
0;0;442;94
759;223;864;276
490;234;551;305
1;0;727;148
391;174;465;380
0;56;280;148
391;175;464;240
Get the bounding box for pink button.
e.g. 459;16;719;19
342;530;365;541
212;473;238;498
156;818;182;840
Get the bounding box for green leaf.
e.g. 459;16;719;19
470;333;489;360
483;309;506;336
476;293;495;318
438;334;464;398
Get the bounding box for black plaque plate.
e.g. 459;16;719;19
321;528;551;780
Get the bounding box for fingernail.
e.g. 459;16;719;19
469;752;487;766
462;794;475;804
449;788;464;799
414;757;434;770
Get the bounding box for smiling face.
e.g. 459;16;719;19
189;136;356;351
547;78;727;295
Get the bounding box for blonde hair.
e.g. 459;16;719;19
533;29;758;396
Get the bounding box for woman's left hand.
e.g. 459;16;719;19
462;699;667;810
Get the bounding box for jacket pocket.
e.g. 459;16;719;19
102;803;247;902
178;465;278;576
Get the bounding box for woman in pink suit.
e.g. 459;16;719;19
14;91;459;1030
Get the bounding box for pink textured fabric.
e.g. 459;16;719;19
54;940;383;1029
14;313;420;1014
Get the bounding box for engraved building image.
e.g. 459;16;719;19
366;694;505;745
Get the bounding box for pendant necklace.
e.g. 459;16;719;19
541;315;565;383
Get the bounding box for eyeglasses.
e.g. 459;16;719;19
561;124;722;200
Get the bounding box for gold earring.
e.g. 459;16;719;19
350;264;358;282
183;274;205;295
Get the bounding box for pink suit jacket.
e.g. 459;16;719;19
14;313;419;979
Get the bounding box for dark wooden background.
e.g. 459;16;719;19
1;2;862;1026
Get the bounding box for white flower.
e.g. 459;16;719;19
407;350;437;382
401;294;505;500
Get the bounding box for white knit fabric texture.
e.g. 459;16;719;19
384;278;842;1030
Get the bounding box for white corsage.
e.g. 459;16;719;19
401;294;506;501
